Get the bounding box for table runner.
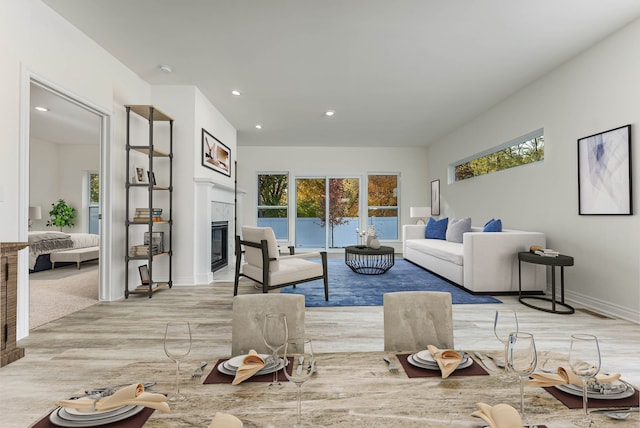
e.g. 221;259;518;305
31;407;155;428
396;353;489;378
543;385;640;409
204;357;294;384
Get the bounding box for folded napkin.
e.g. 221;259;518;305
56;383;170;413
231;350;266;385
471;402;522;428
527;366;621;387
209;411;243;428
427;345;462;379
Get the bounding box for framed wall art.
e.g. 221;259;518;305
578;124;632;215
138;264;150;284
133;165;147;184
202;128;231;177
431;179;440;216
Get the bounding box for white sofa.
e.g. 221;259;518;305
402;224;546;293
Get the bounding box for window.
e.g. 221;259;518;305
88;172;99;234
295;177;360;248
453;130;544;182
257;173;289;240
367;174;399;240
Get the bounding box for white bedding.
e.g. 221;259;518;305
28;231;99;269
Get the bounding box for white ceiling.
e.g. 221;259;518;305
30;83;101;145
42;0;640;148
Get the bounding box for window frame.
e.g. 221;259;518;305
450;129;544;183
257;172;290;240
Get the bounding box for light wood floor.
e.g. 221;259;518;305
2;263;639;427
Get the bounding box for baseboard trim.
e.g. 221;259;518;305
564;290;639;324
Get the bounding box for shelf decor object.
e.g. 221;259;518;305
202;128;231;177
125;105;174;298
577;124;632;215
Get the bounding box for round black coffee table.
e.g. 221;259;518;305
344;245;395;275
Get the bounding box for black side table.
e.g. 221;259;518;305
345;245;395;275
518;251;575;314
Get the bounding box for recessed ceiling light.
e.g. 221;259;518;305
232;90;242;96
159;65;173;73
35;106;49;112
325;110;335;117
255;124;262;129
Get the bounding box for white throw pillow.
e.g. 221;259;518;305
445;217;472;243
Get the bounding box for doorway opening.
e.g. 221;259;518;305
26;80;105;330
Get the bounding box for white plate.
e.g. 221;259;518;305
49;406;144;427
226;353;271;369
59;405;136;420
408;353;473;371
415;349;468;365
217;357;285;376
554;381;636;400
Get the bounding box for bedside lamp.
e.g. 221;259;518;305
29;206;42;230
410;206;430;225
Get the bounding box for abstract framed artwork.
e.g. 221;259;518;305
202;128;231;177
578;124;632;215
430;179;440;216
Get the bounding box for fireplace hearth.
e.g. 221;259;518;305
211;221;229;272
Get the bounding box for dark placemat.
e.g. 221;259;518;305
31;406;155;428
543;384;640;409
396;353;489;378
204;357;294;384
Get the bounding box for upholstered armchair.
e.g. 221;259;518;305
233;226;329;300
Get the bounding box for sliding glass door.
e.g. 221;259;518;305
295;177;360;249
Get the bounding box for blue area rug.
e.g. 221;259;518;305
281;258;502;307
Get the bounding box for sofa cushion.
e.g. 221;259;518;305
446;217;471;243
405;238;464;266
425;217;448;240
483;218;502;232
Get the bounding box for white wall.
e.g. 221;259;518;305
30;139;99;232
426;19;640;322
236;146;429;252
152;86;237;285
1;0;153;338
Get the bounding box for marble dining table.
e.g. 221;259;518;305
33;351;639;428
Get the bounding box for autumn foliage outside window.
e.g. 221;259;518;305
454;133;544;181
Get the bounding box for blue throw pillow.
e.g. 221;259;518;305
483;218;502;232
425;217;448;240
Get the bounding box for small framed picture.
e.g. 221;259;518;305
147;171;156;185
431;179;440;216
138;264;150;284
133;166;147;183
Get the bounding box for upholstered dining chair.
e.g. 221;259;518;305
234;226;329;300
231;294;305;356
383;291;454;351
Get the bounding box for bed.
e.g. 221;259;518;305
28;231;100;272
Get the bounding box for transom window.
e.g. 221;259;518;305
453;129;544;182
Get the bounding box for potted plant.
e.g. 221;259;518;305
47;199;76;231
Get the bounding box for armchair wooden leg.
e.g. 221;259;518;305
321;251;329;301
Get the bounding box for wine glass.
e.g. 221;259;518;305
569;334;601;426
494;310;519;382
263;313;288;386
163;321;192;401
506;331;537;422
284;338;315;428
